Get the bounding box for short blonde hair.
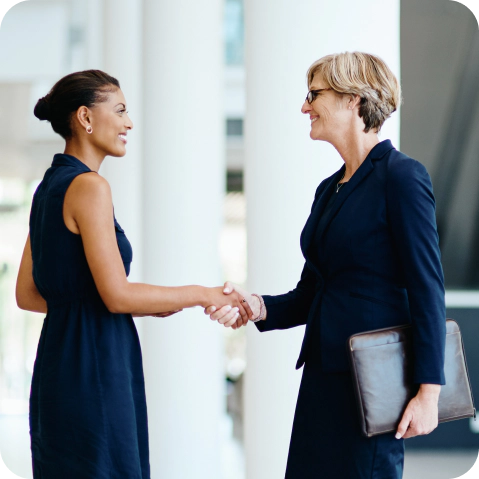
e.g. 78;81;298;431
307;52;402;133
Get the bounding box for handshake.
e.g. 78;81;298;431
204;281;264;329
149;281;264;329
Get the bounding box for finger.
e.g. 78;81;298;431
395;411;412;439
219;309;239;326
234;317;247;329
204;305;216;315
218;307;239;325
210;305;232;321
238;299;253;322
236;295;249;320
224;312;240;328
223;281;235;294
401;429;416;439
236;304;250;326
242;299;254;319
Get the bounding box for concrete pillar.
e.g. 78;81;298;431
101;0;143;284
243;1;400;477
142;0;225;478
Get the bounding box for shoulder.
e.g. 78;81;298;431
69;172;111;196
66;172;113;211
385;149;430;184
384;149;434;201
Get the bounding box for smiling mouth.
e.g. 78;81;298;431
311;117;318;123
118;134;127;144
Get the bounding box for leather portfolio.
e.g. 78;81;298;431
348;319;475;438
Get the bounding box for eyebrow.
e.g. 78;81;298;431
114;103;126;108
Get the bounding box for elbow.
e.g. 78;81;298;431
97;279;133;314
16;296;27;311
106;303;125;314
102;291;131;314
15;287;28;311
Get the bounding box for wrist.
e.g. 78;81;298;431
251;294;266;322
417;383;441;400
250;295;261;319
196;286;211;308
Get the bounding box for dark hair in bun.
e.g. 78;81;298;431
34;96;51;121
33;70;120;139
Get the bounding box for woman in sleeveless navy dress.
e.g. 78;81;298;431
16;70;252;479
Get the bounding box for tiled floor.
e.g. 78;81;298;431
0;416;479;479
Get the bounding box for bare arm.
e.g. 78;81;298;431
16;235;47;314
65;173;252;318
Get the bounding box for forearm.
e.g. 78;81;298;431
17;289;47;314
104;283;210;314
16;235;47;314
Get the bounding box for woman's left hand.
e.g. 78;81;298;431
395;384;441;439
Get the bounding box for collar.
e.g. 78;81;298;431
366;139;395;161
51;153;92;172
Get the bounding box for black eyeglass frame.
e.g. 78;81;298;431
305;88;333;104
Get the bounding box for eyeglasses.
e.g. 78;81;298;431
305;88;332;104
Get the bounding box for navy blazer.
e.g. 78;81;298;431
256;140;446;385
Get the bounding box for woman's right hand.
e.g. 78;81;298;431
205;286;253;324
206;282;261;329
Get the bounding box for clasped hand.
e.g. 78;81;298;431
204;282;261;329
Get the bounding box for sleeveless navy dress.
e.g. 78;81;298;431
29;154;150;479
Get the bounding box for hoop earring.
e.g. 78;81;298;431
86;126;93;134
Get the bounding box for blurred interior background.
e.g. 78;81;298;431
0;0;478;478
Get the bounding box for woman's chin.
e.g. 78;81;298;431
110;146;127;158
309;130;321;141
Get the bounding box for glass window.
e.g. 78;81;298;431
224;0;244;65
226;118;243;137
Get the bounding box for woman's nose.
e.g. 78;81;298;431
301;100;311;114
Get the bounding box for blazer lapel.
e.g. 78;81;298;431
300;139;395;269
300;167;344;261
314;156;375;245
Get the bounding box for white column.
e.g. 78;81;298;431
142;0;225;478
243;1;400;477
84;0;104;69
101;0;143;284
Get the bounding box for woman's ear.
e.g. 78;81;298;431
348;94;361;110
76;106;92;130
